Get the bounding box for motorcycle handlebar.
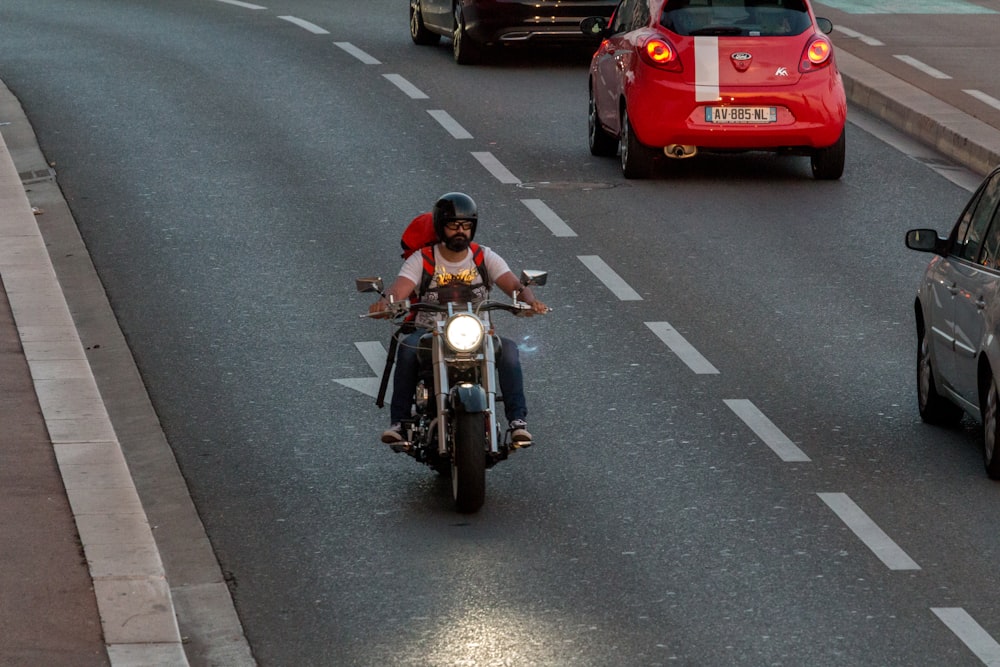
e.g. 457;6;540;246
362;300;548;320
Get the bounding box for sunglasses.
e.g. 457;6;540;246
444;220;474;231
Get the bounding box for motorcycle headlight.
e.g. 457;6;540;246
444;313;485;353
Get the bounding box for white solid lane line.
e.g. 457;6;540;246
645;322;719;374
383;74;428;100
428;110;472;139
817;493;921;571
471;152;521;184
278;16;329;34
894;55;952;79
578;256;642;301
334;42;381;65
932;608;1000;665
521;199;577;237
724;399;810;461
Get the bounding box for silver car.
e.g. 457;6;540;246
907;165;1000;478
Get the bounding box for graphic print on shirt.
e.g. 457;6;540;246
434;266;480;286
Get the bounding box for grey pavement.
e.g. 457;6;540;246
1;9;999;666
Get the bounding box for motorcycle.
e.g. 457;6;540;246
358;270;548;513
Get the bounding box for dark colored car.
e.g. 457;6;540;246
410;0;618;64
906;165;1000;478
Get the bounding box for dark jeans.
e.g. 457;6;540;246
390;331;527;424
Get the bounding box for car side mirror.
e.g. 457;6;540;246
816;17;833;35
580;16;609;38
520;270;548;287
905;229;946;254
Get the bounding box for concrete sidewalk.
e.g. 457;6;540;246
0;84;187;665
0;13;999;667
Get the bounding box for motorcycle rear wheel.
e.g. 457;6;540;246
452;412;487;513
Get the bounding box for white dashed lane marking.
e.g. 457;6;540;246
817;493;921;571
383;74;428;100
428;110;472;139
932;608;1000;665
214;0;265;8
724;399;809;461
335;42;381;65
578;256;642;301
471;152;520;184
964;89;1000;112
833;25;885;46
521;199;576;237
278;16;328;34
894;55;951;79
645;322;718;374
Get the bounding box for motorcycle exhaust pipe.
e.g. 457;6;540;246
664;144;697;159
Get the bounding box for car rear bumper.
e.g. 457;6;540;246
462;0;616;44
628;67;848;150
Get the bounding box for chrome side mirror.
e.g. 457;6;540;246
520;270;548;287
356;277;384;294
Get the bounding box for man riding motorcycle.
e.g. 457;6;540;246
369;192;548;445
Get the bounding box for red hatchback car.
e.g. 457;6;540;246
582;0;847;179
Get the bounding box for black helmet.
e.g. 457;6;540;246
432;192;478;241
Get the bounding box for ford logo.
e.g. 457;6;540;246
730;52;752;72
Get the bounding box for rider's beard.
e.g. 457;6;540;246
445;235;470;252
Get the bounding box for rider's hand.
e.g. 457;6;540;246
369;299;390;318
523;300;549;316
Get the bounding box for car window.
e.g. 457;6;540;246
977;202;1000;269
661;0;810;37
954;172;1000;263
610;0;638;33
611;0;652;31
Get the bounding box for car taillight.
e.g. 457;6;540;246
799;35;833;72
640;36;682;72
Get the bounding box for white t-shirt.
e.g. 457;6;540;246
399;244;511;325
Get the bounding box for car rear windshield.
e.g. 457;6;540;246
661;0;811;37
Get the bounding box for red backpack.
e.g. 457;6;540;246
400;212;436;259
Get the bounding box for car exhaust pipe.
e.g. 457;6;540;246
664;144;697;159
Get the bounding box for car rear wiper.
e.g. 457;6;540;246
688;26;744;36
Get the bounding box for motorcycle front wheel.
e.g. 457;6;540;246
452;412;487;513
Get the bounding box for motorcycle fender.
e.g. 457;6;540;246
450;383;488;413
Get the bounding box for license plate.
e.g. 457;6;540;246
705;106;777;123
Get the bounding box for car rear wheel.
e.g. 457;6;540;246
410;1;440;46
983;377;1000;479
917;332;963;425
589;88;617;157
811;129;845;180
452;5;481;65
620;106;656;179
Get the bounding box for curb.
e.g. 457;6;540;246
836;48;1000;177
0;116;188;665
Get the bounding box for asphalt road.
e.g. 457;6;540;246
3;1;1000;665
